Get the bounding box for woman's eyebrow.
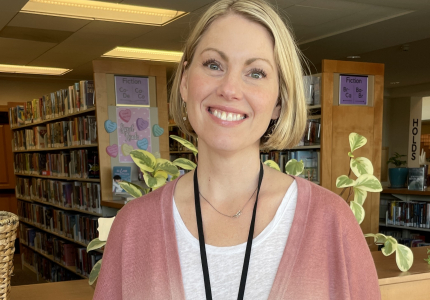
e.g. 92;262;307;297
200;47;228;61
245;58;273;70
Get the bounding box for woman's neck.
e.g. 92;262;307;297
195;141;262;207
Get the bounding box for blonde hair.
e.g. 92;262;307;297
169;0;307;150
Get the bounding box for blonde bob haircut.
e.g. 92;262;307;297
170;0;307;150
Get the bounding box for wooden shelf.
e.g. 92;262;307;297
10;108;96;131
308;104;321;109
14;173;100;182
13;144;98;153
21;243;87;279
101;199;125;210
379;223;430;233
381;187;430;196
308;114;321;120
17;197;102;217
291;145;321;150
18;218;102;251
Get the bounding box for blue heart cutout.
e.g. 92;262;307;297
137;138;149;150
152;124;164;137
104;120;117;133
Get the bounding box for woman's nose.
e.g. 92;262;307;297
216;70;243;101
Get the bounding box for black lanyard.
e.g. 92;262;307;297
193;163;264;300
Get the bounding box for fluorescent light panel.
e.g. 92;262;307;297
0;64;71;76
21;0;187;26
103;47;183;62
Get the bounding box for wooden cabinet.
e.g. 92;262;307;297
0;105;16;190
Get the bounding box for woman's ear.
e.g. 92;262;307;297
179;61;189;103
271;103;281;119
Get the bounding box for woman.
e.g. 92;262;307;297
94;0;381;299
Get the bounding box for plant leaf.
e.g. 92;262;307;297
154;170;168;179
355;174;383;192
336;175;356;188
130;150;156;172
170;135;198;155
353;187;367;205
285;159;304;176
264;160;280;171
173;158;196;170
87;238;106;253
143;171;166;189
382;236;397;256
349;133;367;153
350;157;374;177
119;181;143;198
348;152;354;158
89;259;102;285
395;244;414;272
350;200;365;224
155;158;179;176
364;233;387;244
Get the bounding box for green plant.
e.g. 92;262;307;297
387;152;407;168
425;249;430;265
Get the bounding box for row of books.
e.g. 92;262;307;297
9;81;94;127
303;75;321;106
22;246;80;282
14;149;100;179
21;224;102;277
385;201;430;228
378;230;430;248
18;200;99;245
260;150;320;182
12;115;97;151
16;177;101;214
297;119;321;147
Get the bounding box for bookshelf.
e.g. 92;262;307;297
9;80;103;283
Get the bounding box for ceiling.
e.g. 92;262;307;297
0;0;429;93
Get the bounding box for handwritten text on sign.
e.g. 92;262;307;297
115;76;149;106
339;74;368;105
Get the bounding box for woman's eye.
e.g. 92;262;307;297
203;59;221;71
249;68;267;79
208;63;219;70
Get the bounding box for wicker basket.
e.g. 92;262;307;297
0;212;19;300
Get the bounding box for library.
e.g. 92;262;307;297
0;0;430;299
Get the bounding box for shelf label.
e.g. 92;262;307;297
115;76;149;106
339;74;368;105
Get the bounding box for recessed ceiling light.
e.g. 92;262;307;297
390;82;400;85
347;56;361;59
102;47;183;62
0;64;71;76
21;0;187;26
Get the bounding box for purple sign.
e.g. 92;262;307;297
339;74;368;105
115;76;149;106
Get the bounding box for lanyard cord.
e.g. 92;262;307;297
193;163;264;300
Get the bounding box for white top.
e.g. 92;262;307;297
173;180;298;300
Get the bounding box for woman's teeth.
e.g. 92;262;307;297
210;109;245;121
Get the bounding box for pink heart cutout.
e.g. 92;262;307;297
106;144;118;158
119;109;132;123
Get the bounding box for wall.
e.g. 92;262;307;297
0;76;79;105
382;97;410;166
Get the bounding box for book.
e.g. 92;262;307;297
112;166;131;193
408;167;425;191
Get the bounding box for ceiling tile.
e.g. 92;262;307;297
8;12;91;32
0;26;74;43
0;37;56;65
0;0;28;30
120;0;214;12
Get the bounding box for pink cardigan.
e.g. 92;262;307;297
94;177;381;299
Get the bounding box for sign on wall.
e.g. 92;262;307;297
115;75;149;106
339;74;368;105
116;107;152;163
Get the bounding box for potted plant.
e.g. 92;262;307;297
387;152;408;188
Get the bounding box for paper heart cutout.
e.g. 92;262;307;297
137;138;149;150
152;124;164;137
121;143;134;157
106;144;118;158
136;118;149;131
119;109;132;123
104;120;117;133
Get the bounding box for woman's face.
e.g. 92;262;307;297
180;13;280;153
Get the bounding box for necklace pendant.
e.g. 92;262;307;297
233;211;241;218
